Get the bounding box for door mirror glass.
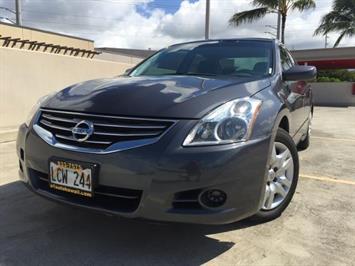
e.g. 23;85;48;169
283;65;317;81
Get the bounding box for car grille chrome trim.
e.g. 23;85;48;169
42;113;77;124
40;108;176;122
40;119;73;132
42;113;168;130
55;134;112;145
34;109;177;153
92;131;161;137
93;122;166;130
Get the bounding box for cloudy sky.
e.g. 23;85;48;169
0;0;354;50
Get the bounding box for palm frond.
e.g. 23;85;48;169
333;31;347;47
252;0;279;9
292;0;316;11
314;9;354;35
229;7;270;26
333;0;355;13
315;0;354;46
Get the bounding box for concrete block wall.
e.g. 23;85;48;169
95;52;143;65
0;47;133;129
311;82;355;107
0;22;94;50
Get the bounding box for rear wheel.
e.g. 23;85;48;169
251;128;299;222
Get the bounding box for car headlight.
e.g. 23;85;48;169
25;95;49;127
183;97;262;146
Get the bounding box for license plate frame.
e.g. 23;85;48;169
48;157;99;198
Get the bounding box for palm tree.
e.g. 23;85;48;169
229;0;316;44
314;0;355;47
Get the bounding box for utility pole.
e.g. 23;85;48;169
15;0;22;26
276;0;281;41
325;34;329;48
205;0;210;40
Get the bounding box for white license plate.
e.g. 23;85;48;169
49;160;94;197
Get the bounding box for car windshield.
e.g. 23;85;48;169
130;40;273;78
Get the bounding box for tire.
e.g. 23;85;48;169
250;128;299;223
297;114;312;151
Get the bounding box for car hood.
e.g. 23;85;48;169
42;76;270;119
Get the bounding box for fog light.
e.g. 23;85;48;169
199;189;227;209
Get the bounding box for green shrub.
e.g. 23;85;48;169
317;69;355;82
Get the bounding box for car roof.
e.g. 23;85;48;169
168;38;278;48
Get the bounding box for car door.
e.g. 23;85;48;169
279;46;306;138
285;49;311;123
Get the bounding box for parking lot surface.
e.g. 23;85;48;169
0;107;354;266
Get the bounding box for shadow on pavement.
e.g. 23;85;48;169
0;181;258;265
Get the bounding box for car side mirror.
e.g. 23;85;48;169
283;65;317;81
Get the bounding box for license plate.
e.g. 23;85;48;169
49;159;97;197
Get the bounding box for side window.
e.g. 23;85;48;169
279;46;293;71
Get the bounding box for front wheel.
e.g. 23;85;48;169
251;128;299;222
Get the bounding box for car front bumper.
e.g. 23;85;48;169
17;122;271;225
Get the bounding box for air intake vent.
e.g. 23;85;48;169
37;109;175;150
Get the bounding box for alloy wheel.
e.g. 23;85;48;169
262;141;294;210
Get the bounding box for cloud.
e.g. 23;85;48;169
0;0;354;49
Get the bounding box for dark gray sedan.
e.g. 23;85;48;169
17;38;316;224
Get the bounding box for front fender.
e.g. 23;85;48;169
252;85;293;210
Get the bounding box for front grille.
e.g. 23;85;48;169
37;109;175;150
29;168;142;213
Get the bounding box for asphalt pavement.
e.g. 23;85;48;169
1;107;354;266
